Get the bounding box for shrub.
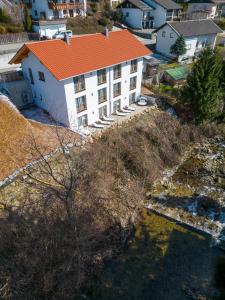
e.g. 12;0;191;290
90;2;98;13
0;25;6;34
98;17;108;27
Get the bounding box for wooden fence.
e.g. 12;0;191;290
0;32;40;45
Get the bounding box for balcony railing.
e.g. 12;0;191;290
48;2;84;10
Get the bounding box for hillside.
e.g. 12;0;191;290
0;96;79;181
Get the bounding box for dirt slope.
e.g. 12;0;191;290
0;96;79;181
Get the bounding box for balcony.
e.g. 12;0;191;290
32;18;68;25
48;1;84;10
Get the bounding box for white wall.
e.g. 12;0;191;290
64;58;143;130
122;8;144;29
22;52;70;126
187;3;216;18
156;24;179;57
156;24;218;60
33;23;66;38
145;0;167;28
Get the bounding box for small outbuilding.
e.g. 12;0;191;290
164;66;189;86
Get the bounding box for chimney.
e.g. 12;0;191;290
64;32;70;45
103;27;109;38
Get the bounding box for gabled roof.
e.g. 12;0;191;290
165;66;189;81
154;0;181;10
10;30;151;81
156;19;223;37
188;0;225;3
118;0;154;11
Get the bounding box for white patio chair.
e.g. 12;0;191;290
92;122;105;128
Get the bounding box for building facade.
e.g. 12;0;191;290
10;30;150;130
118;0;181;29
156;19;223;61
187;0;225;19
23;0;86;38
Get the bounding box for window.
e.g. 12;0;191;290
38;71;45;82
129;92;136;104
113;82;121;97
130;76;137;90
73;75;85;93
77;114;88;127
28;68;34;84
170;32;174;38
34;10;37;16
113;99;121;113
125;12;129;17
97;68;107;85
98;88;107;104
113;64;121;80
75;95;87;113
162;31;166;37
130;59;137;73
99;105;107;119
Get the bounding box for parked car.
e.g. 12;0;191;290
52;30;72;39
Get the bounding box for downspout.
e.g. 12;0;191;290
109;68;112;116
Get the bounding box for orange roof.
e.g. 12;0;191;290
10;30;151;81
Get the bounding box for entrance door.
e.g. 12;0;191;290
113;99;121;113
69;9;74;17
99;105;107;119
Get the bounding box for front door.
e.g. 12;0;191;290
113;99;121;113
99;105;107;119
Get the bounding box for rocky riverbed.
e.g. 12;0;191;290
148;137;225;246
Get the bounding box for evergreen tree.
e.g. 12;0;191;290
24;5;32;32
170;35;186;58
181;48;224;123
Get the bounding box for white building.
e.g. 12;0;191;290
187;0;225;19
23;0;86;38
10;30;150;130
155;19;223;61
118;0;182;29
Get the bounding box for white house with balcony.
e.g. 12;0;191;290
23;0;86;38
9;30;150;130
118;0;181;29
155;19;223;62
187;0;225;19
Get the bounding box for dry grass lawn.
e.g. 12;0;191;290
0;96;80;181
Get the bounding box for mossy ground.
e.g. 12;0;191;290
88;209;222;300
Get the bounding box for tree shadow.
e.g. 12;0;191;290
89;210;222;300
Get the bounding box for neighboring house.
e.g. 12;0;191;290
111;0;123;9
22;0;87;38
118;0;182;28
9;30;150;130
187;0;225;19
118;0;155;29
155;19;223;61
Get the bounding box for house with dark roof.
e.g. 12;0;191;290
155;19;223;61
187;0;225;19
118;0;182;29
9;30;151;131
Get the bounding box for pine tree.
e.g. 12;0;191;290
170;35;186;58
181;48;224;123
24;5;32;32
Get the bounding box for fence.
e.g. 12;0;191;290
0;32;40;45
